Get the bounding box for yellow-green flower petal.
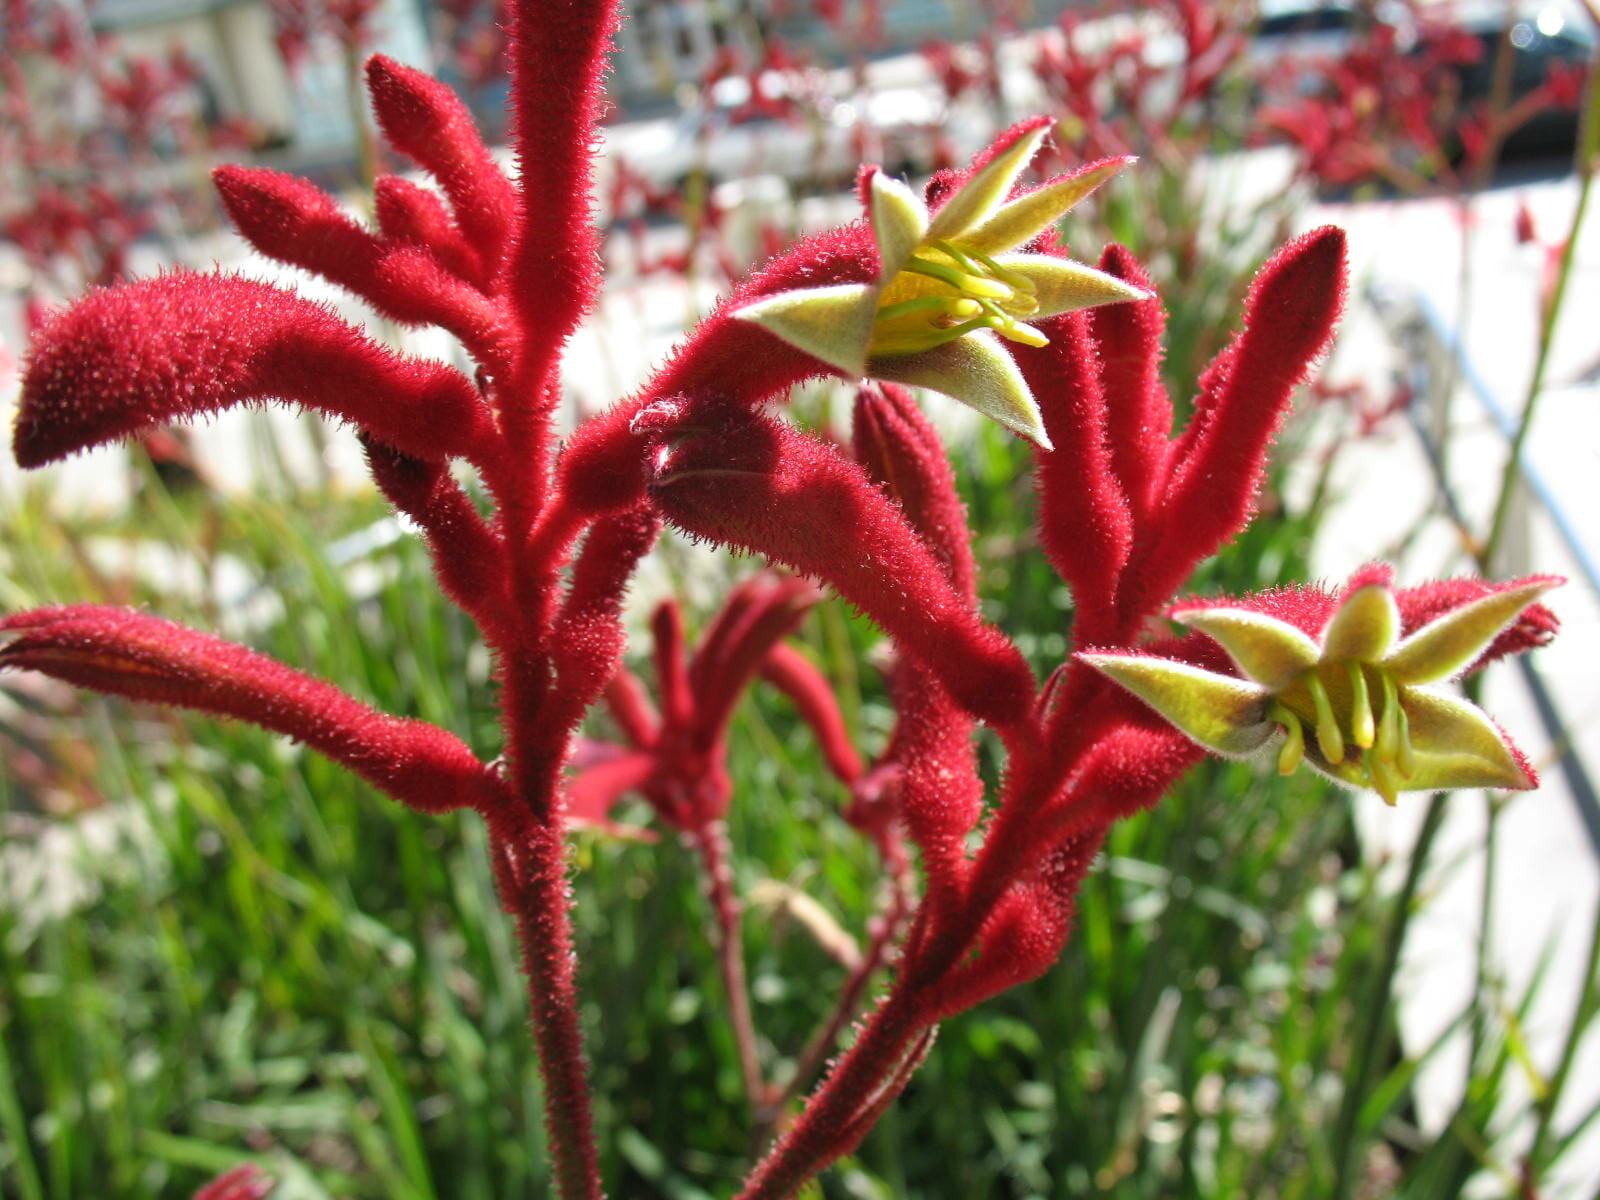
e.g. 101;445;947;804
872;331;1052;449
1080;654;1276;757
1397;688;1535;791
734;283;877;376
870;172;929;283
998;253;1152;318
925;125;1049;242
1321;584;1400;663
964;157;1132;255
1175;607;1321;690
1386;579;1558;685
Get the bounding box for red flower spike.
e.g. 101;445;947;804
364;55;517;271
0;607;499;815
1088;243;1171;525
361;437;511;637
15;273;497;469
373;175;490;289
568;574;827;833
1012;306;1133;640
648;403;1035;728
1136;227;1347;610
851;383;978;601
503;0;618;375
760;643;865;785
922;831;1101;1020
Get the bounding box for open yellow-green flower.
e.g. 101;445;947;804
1081;576;1558;804
733;124;1149;449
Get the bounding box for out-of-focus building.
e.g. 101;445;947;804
52;0;1067;163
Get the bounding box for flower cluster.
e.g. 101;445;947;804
2;0;1562;1195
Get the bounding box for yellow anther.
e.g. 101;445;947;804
994;322;1049;348
1272;702;1305;775
1307;673;1346;765
1393;697;1417;777
1347;661;1375;749
1367;751;1401;806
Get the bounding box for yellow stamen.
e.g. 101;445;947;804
1307;673;1346;765
1272;701;1305;775
1367;751;1402;806
903;255;1014;301
1347;661;1375;749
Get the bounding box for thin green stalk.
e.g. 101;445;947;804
1526;899;1600;1174
1330;793;1449;1200
1481;52;1600;571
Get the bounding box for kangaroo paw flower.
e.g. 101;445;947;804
1081;572;1560;803
734;124;1146;447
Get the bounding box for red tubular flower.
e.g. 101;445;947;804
1129;226;1347;615
1013;305;1133;640
0;607;501;815
213;167;509;364
503;0;616;373
365;54;517;273
14;272;497;469
191;1164;275;1200
851;382;977;601
361;437;512;637
759;643;865;786
569;574;830;832
1086;243;1170;527
372;174;488;287
647;400;1035;728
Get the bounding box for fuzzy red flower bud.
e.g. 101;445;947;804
15;272;497;468
1088;243;1171;524
365;55;516;268
0;606;498;814
851;383;977;601
648;404;1034;727
373;174;488;287
1137;226;1347;608
214;167;509;361
1014;306;1134;639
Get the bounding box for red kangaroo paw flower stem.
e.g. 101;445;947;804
737;987;928;1199
692;820;769;1118
493;814;605;1200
